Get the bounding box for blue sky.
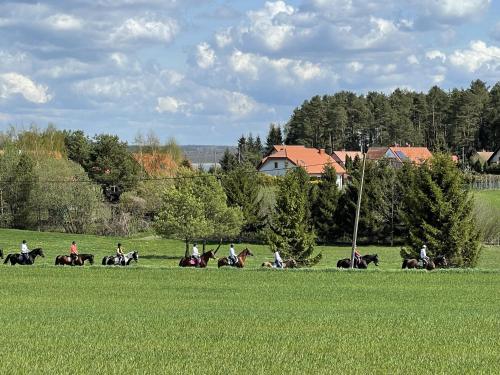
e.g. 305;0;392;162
1;0;499;145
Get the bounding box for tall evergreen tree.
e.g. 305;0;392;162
311;165;341;243
401;154;481;267
267;167;320;265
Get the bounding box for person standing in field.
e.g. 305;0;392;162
420;244;429;268
228;243;238;266
274;250;283;268
70;241;79;265
20;240;30;263
116;243;125;265
192;243;200;266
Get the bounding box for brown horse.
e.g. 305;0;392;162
402;255;447;270
55;254;94;266
218;248;253;268
261;259;297;268
337;254;379;269
179;249;217;268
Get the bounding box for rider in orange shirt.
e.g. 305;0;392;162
70;241;79;265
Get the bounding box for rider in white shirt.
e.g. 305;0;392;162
228;244;238;265
20;240;30;262
420;244;429;267
192;243;200;266
274;250;283;268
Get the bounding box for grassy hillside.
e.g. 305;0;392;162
474;189;500;208
1;228;499;269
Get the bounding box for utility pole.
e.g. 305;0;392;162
350;149;366;268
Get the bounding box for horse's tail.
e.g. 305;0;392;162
102;257;107;266
178;258;184;267
402;259;408;269
336;260;342;268
3;254;11;264
55;256;59;265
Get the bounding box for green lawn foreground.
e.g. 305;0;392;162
0;267;499;374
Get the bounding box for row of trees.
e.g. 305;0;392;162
284;80;499;154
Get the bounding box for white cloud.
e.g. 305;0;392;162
110;53;128;68
426;50;447;63
348;61;363;72
111;16;178;43
73;76;146;99
196;43;216;69
38;59;88;78
229;49;326;83
45;14;83;30
407;54;419;65
449;40;500;72
0;73;52;103
224;91;257;117
156;96;186;113
421;0;491;21
245;1;296;51
215;29;233;48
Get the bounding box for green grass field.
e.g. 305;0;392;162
474;189;500;209
1;229;499;374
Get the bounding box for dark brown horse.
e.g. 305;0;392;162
261;259;298;268
337;254;379;269
218;248;253;268
179;249;217;268
402;255;447;270
3;248;45;265
55;254;94;266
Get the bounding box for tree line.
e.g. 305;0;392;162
283;80;499;154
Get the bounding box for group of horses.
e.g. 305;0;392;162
0;246;448;270
1;248;139;266
177;245;298;269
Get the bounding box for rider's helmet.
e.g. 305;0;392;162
117;243;121;247
423;244;427;249
22;240;26;244
193;243;197;246
230;243;234;247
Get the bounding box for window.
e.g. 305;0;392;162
274;162;278;169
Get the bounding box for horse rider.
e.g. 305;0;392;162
20;240;30;263
354;247;362;267
116;243;125;265
274;249;283;268
420;244;429;268
228;243;238;266
192;243;200;266
70;241;79;265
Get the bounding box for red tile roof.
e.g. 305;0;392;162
390;147;432;164
261;145;346;174
332;151;363;165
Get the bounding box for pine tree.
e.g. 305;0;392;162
267;167;320;265
265;123;283;155
402;154;481;267
311;165;341;243
220;148;238;172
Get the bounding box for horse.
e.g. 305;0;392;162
55;254;94;266
337;253;375;269
402;255;447;270
217;248;254;268
3;248;45;265
179;249;217;268
102;251;139;266
261;259;298;269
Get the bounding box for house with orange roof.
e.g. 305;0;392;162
366;146;432;166
258;145;346;188
331;150;363;168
